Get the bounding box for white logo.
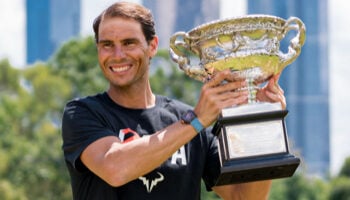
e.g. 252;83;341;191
138;172;164;193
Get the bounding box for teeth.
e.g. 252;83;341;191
111;66;130;72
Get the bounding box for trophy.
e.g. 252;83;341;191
169;15;306;185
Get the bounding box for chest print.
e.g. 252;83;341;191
118;128;189;192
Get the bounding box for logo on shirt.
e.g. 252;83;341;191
118;128;140;143
138;172;164;193
118;128;188;193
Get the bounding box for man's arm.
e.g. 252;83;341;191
81;70;248;187
213;180;272;200
81;121;200;187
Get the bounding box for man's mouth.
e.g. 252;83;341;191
110;65;131;73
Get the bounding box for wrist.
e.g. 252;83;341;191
190;117;204;133
181;110;204;133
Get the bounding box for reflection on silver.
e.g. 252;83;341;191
170;15;306;102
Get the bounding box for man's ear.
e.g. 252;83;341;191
149;36;159;57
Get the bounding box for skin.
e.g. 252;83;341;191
81;16;285;200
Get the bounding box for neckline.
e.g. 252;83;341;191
102;92;163;112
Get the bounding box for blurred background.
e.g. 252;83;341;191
0;0;349;199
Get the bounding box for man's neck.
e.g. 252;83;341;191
107;84;156;109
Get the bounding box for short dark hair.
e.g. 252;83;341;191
93;2;156;44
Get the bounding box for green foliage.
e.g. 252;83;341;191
0;59;21;93
0;59;72;199
329;177;350;200
150;49;202;106
49;36;108;97
0;180;26;200
328;157;350;200
339;157;350;178
272;174;330;200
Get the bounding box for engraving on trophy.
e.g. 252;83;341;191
226;121;287;159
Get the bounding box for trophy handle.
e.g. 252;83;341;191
169;32;207;82
280;17;306;68
169;32;189;69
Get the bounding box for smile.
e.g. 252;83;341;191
110;65;131;72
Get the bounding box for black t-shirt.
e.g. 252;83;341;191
62;92;220;200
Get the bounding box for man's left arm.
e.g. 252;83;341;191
212;180;272;200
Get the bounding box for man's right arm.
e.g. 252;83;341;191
81;70;248;187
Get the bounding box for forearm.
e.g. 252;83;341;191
83;121;199;186
234;180;272;200
213;180;272;200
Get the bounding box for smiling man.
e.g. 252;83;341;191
61;2;286;200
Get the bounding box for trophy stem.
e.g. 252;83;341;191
246;78;258;104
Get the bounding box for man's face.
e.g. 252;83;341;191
96;17;157;89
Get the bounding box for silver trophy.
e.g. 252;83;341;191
169;15;306;185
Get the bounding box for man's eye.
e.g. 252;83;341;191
103;43;113;48
124;40;136;46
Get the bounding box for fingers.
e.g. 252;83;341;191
204;70;244;89
197;71;287;127
256;74;286;109
195;70;249;126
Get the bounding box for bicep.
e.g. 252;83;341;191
80;136;121;181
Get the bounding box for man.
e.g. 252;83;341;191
62;2;286;199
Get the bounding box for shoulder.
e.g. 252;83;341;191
62;93;113;124
64;92;108;111
156;95;193;113
66;92;105;106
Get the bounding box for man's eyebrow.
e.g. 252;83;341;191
123;38;139;43
98;39;112;44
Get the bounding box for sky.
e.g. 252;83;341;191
0;0;349;175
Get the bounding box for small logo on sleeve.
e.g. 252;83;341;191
118;128;140;143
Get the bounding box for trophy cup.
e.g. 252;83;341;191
169;15;306;185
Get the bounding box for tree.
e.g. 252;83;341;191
329;177;350;200
49;36;108;97
339;157;350;178
0;60;72;199
269;174;329;200
150;49;202;106
328;157;350;200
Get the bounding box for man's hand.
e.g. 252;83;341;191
194;70;249;127
256;73;286;109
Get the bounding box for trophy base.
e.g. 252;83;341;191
212;103;300;185
215;154;300;185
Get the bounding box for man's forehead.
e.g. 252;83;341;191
98;17;145;42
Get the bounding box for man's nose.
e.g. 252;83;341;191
113;45;126;58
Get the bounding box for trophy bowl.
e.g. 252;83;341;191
169;15;306;185
169;14;305;84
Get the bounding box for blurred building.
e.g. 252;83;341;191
26;0;80;64
143;0;220;48
248;0;330;177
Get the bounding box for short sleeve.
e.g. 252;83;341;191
61;99;116;171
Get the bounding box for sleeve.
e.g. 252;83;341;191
201;128;221;191
61;99;116;172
